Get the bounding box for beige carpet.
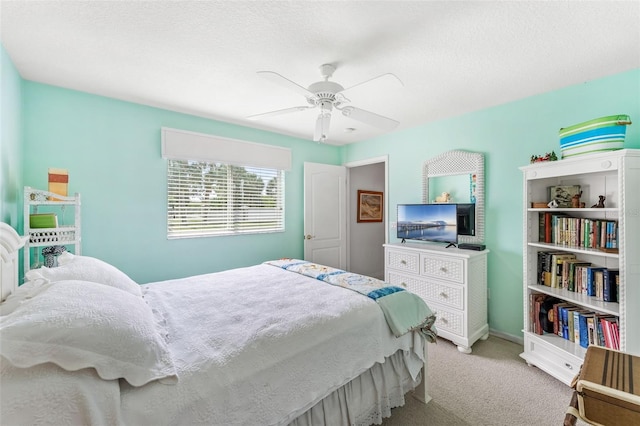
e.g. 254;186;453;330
381;335;588;426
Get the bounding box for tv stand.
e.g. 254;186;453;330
401;238;406;244
384;243;489;353
445;242;457;248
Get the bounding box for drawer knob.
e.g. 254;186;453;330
440;267;447;272
441;318;448;324
400;260;407;265
401;282;407;288
439;292;448;298
565;363;573;370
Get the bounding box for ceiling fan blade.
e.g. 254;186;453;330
314;112;331;142
247;105;313;120
257;71;315;99
341;106;399;131
339;73;403;95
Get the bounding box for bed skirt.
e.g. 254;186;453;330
288;349;421;426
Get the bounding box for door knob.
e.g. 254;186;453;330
305;234;315;240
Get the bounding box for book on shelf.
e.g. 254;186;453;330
606;221;618;249
551;214;567;245
536;251;546;286
550;253;577;288
542;214;619;250
573;309;590;345
553;301;571;337
601;317;620;350
579;312;596;349
586;315;598;348
592;314;619;349
585;266;606;297
535;298;620;351
537;251;565;287
593;270;605;299
597;220;605;248
602;269;618;302
531;294;546;335
538;212;552;243
563;306;581;341
566;260;591;292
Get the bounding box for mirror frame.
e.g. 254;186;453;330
423;150;485;244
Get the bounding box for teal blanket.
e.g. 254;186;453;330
265;259;437;342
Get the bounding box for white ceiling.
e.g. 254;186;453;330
2;1;639;146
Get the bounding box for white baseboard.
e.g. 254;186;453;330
488;329;524;346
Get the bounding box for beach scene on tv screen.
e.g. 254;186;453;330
397;204;457;242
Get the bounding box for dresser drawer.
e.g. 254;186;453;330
387;271;464;310
431;304;464;336
386;249;420;274
420;254;464;284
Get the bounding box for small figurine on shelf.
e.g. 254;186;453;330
434;192;451;203
591;195;606;208
547;199;559;208
571;191;583;208
530;151;558;164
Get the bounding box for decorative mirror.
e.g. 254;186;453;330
423;150;485;244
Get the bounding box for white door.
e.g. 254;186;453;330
303;162;347;269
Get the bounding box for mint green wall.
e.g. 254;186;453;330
344;69;640;339
10;40;639;340
22;82;341;283
0;44;23;228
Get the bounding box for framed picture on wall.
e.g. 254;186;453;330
357;190;383;223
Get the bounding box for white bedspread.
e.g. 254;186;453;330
1;263;424;426
123;264;424;425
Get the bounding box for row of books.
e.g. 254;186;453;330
538;212;618;250
537;250;619;302
530;295;620;350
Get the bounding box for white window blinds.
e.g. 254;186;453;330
162;128;288;239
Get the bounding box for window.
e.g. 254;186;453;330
167;160;284;238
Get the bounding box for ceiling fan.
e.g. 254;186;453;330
248;64;403;142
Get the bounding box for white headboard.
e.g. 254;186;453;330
0;223;27;301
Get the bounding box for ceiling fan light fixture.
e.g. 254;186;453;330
314;111;331;143
252;64;401;143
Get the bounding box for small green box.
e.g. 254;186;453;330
30;213;57;228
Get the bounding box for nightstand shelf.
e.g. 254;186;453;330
23;187;81;274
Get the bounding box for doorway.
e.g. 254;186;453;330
346;157;387;279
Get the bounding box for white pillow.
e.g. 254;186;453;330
0;279;51;316
0;280;177;387
25;252;142;297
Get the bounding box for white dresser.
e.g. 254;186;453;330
384;243;489;353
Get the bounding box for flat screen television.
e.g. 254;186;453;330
397;203;458;247
456;203;476;236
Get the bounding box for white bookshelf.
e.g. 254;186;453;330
519;149;640;385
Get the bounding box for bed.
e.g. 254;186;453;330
0;222;435;425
